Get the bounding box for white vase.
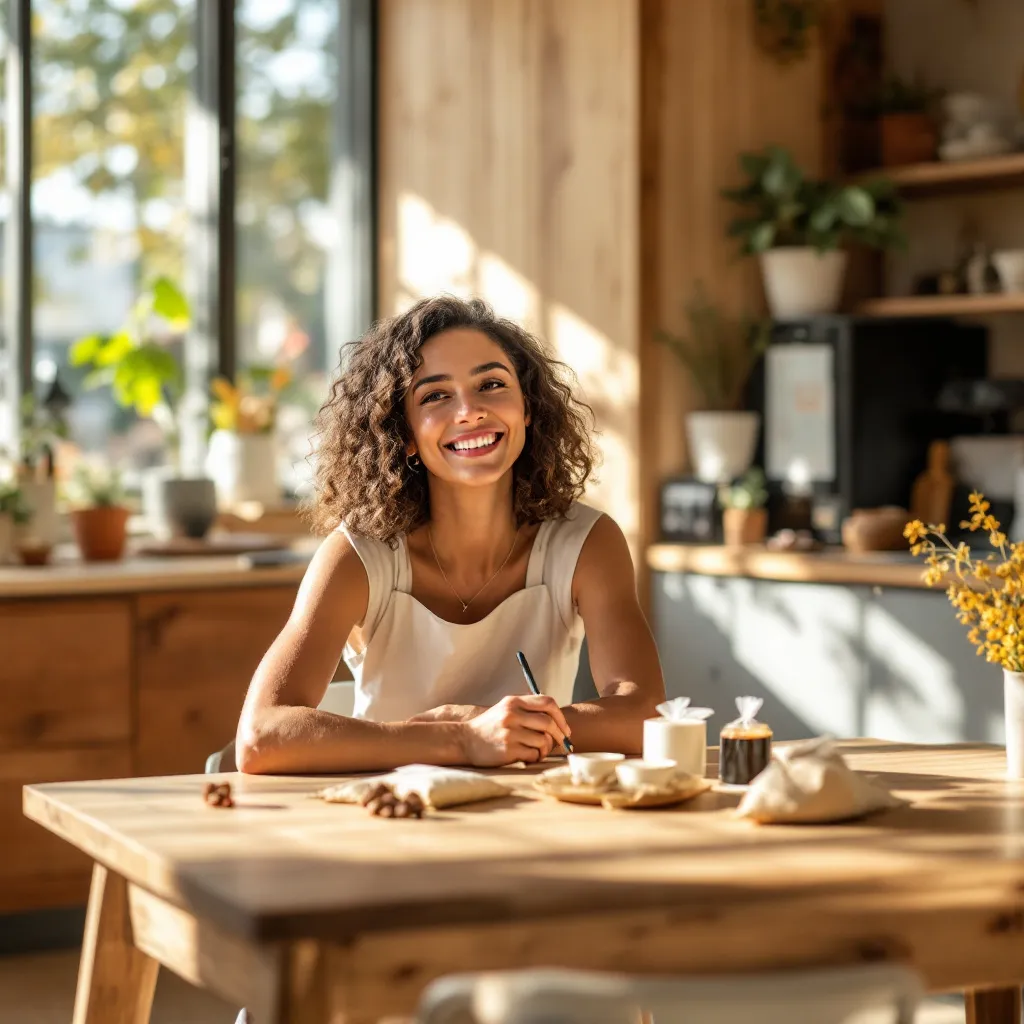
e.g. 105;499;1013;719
1004;669;1024;779
0;512;12;565
685;411;760;484
204;430;279;509
759;248;848;318
18;480;59;547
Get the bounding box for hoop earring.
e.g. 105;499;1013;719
406;453;421;471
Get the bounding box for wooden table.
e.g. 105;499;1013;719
22;742;1024;1023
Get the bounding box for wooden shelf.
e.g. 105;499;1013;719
856;293;1024;318
862;153;1024;198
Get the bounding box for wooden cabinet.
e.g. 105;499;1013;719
135;587;296;776
2;581;299;913
0;599;132;751
0;745;132;913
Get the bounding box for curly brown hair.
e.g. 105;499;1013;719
307;295;596;543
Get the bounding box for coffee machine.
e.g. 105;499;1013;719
747;316;989;542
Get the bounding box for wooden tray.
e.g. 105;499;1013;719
134;533;289;558
534;766;711;810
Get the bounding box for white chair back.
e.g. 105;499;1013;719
318;679;356;717
417;964;923;1024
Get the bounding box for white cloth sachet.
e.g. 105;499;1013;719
316;764;510;809
736;737;906;824
655;696;714;722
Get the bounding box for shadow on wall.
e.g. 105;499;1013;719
653;573;1003;745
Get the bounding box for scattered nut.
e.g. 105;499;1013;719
362;783;425;819
203;781;234;808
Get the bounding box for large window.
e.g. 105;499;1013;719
0;0;373;495
32;0;193;477
236;0;337;495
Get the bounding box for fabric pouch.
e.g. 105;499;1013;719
736;737;906;824
317;764;510;809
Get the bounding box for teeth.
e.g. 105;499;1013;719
451;433;498;451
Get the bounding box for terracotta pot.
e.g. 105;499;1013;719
723;507;768;547
841;506;909;553
881;112;937;167
72;506;131;562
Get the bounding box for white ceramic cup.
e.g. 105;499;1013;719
643;718;707;777
615;759;677;790
568;752;624;785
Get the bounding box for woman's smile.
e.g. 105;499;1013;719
444;429;506;458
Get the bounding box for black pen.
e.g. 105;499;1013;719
516;650;573;754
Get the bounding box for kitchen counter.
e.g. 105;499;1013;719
0;543;314;598
646;542;927;589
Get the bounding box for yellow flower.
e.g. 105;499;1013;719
904;520;928;544
975;562;992;581
991;531;1007;548
270;367;292;392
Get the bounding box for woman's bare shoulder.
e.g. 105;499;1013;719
292;529;370;627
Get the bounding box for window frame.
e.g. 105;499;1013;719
1;0;375;467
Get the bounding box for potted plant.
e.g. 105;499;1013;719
657;283;769;484
720;468;770;547
724;145;905;318
876;75;940;168
204;364;291;508
70;277;216;540
66;461;131;562
907;493;1024;778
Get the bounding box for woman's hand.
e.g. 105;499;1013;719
458;695;572;766
408;704;488;724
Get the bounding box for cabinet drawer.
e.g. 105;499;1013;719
1;745;132;912
136;586;296;776
0;599;131;751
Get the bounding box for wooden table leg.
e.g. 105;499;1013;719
966;988;1022;1024
73;863;159;1024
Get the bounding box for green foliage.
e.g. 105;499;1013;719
70;276;187;422
753;0;823;65
720;468;769;511
656;283;770;411
0;482;31;525
66;461;126;510
875;75;942;116
724;145;906;255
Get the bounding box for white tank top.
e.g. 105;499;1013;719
338;503;603;722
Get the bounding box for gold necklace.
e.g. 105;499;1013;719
427;525;521;614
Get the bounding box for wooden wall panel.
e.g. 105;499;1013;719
638;0;826;558
378;0;641;555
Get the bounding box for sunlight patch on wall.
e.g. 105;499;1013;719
397;192;475;301
477;253;539;330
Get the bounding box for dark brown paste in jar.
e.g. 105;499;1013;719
719;723;773;785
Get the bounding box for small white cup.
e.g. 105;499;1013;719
568;752;624;785
643;718;707;777
615;759;677;790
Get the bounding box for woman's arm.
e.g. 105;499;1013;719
236;533;570;773
562;515;666;754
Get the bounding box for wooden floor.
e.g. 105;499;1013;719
0;949;971;1023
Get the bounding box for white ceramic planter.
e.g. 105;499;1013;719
142;467;217;540
685;410;760;484
1004;669;1024;779
205;430;279;509
0;512;12;565
19;479;59;546
759;248;848;318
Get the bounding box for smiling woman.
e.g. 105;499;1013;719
235;296;665;775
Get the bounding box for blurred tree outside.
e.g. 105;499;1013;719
31;0;337;491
